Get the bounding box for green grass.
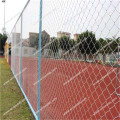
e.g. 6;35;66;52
0;58;34;120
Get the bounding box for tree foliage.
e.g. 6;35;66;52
50;37;59;53
77;30;99;60
106;37;120;53
97;38;107;55
0;33;7;55
98;37;120;54
59;36;75;51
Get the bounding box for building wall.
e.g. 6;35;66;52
74;34;80;41
29;31;50;48
57;31;71;38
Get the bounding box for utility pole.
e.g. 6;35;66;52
2;0;6;34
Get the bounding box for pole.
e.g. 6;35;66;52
20;14;23;87
14;27;16;74
4;1;5;33
2;0;6;33
38;0;43;119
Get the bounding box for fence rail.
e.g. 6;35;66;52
7;0;120;120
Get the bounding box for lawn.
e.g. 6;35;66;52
0;58;34;120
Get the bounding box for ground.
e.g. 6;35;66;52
0;58;34;120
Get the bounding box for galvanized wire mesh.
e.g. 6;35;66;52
40;0;120;119
9;0;120;119
9;0;40;119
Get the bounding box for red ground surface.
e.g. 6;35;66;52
13;57;120;119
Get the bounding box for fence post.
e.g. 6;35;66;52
38;0;43;119
14;27;16;74
7;44;9;64
20;14;23;87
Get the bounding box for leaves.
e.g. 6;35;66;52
59;36;75;51
98;37;120;54
50;37;59;53
0;33;7;54
77;30;99;55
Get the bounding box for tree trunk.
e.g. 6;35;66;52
103;54;106;64
54;52;56;58
84;54;86;61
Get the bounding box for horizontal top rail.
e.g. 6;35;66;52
8;0;31;38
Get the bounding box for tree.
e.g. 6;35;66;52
77;30;99;61
0;33;3;52
97;38;107;63
69;39;76;53
107;37;120;53
50;37;59;57
99;37;120;54
59;36;74;51
0;33;7;55
97;37;120;63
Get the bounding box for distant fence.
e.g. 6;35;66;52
7;0;120;120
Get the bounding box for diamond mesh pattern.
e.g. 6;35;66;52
9;0;120;119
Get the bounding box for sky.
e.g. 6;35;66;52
42;0;120;39
0;0;28;34
0;0;120;42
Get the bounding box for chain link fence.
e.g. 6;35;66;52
7;0;120;119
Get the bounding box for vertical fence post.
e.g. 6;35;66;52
14;27;16;74
7;44;9;64
38;0;43;119
20;14;23;87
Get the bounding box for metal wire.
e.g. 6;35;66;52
7;0;120;119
